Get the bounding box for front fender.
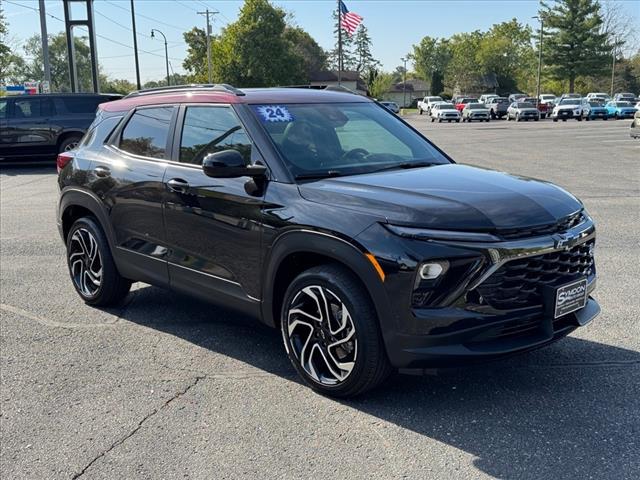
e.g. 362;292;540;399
261;229;394;344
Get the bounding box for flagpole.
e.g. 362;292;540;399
337;0;342;85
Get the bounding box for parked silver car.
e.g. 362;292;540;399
462;103;490;122
507;102;540;121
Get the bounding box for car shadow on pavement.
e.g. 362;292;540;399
115;284;640;480
0;164;56;176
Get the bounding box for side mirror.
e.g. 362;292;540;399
202;150;267;179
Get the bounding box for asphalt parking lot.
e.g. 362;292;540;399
1;118;639;479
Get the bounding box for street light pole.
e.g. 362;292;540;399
533;16;543;109
401;57;407;108
610;41;617;98
151;29;170;87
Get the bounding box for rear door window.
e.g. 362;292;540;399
179;106;252;165
59;96;103;114
0;99;7;119
14;98;42;118
119;106;175;159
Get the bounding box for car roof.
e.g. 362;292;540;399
100;85;370;112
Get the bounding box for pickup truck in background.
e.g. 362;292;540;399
418;96;443;115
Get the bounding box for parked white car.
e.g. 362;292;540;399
551;98;583;121
539;94;557;106
418;96;444;115
586;92;609;102
430;103;461;123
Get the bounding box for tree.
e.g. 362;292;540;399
412;36;451;95
182;27;209;83
353;25;379;74
327;10;356;71
101;78;136;95
16;32;96;92
186;0;305;87
283;27;327;78
540;0;611;92
369;71;393;99
0;8;27;84
476;19;536;93
445;31;484;93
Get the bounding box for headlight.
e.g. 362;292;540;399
384;224;500;242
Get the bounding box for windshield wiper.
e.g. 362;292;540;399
368;162;439;174
295;170;343;180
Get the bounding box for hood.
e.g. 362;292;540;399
298;164;582;232
556;104;580;110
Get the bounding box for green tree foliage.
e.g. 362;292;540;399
207;0;305;87
445;31;484;93
353;25;379;74
411;36;451;95
182;27;209;83
17;32;95;92
0;9;26;84
327;10;357;71
540;0;611;92
368;71;393;99
283;26;327;78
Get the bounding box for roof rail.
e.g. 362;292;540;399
124;83;245;98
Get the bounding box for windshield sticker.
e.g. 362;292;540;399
254;105;294;123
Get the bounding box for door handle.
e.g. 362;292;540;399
93;166;111;178
167;178;190;193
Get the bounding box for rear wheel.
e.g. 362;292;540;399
431;117;435;122
281;265;392;398
66;217;131;306
59;134;83;153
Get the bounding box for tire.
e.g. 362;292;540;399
438;118;442;123
431;117;435;122
58;134;83;153
603;117;608;120
491;111;496;119
541;113;546;119
516;114;521;122
553;118;558;122
486;119;490;122
280;265;392;398
66;217;131;306
577;117;582;122
534;117;539;121
418;108;423;115
456;119;460;123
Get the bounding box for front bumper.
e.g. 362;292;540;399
357;217;599;369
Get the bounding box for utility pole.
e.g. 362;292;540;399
610;41;617;98
38;0;51;85
198;9;218;84
533;16;543;108
151;29;170;87
401;57;407;108
337;0;342;85
130;0;141;90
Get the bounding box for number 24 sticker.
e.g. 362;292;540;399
255;105;294;122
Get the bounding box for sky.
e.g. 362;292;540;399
3;0;640;84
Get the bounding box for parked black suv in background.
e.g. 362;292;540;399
0;93;120;162
57;85;600;397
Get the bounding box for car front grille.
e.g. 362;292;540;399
497;212;585;240
474;239;595;310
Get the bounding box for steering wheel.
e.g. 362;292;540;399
341;148;370;162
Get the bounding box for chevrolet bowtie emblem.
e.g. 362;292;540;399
552;233;574;250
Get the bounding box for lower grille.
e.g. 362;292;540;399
474;239;595;310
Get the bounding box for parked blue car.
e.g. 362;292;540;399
605;101;636;119
581;100;608;120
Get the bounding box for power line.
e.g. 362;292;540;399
102;0;193;33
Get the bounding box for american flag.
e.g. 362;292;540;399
339;1;363;36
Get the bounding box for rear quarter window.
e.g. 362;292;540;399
0;99;7;119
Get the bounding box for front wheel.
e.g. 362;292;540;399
59;135;83;153
418;108;423;115
66;217;131;306
431;117;435;123
281;265;392;398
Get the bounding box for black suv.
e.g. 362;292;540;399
0;93;120;162
57;85;599;397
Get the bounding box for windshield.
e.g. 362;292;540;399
541;95;555;100
426;97;442;102
560;99;580;105
467;103;485;109
438;104;456;110
517;103;535;108
588;102;604;107
615;102;632;107
252;102;450;179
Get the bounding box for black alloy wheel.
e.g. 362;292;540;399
281;265;391;397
